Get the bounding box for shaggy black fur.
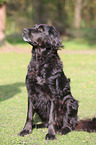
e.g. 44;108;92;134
75;118;96;132
18;24;96;140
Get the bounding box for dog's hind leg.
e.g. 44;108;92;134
59;98;78;135
45;99;56;140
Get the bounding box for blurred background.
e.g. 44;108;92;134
0;0;96;47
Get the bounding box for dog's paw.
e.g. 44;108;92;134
61;127;71;135
18;127;32;136
18;121;32;136
45;133;56;140
18;129;30;136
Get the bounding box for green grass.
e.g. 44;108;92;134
62;39;96;50
0;49;96;145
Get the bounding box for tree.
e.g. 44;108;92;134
32;0;44;24
74;0;82;29
0;0;6;46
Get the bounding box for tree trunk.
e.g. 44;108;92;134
58;0;66;22
0;3;6;46
74;0;82;29
32;0;43;24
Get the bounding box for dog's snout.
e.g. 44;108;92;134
22;28;29;42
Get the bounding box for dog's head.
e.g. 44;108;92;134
22;24;63;49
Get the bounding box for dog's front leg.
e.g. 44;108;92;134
18;97;33;136
45;99;56;140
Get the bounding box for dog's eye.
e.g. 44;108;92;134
38;28;43;32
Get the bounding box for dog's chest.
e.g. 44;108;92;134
37;64;49;85
28;61;49;85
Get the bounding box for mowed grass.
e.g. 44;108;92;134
0;48;96;145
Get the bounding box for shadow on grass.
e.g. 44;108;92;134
0;82;25;102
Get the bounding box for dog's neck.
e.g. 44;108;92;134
32;46;58;63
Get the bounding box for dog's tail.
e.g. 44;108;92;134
75;117;96;132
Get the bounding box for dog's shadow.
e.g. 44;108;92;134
0;82;25;102
0;83;43;126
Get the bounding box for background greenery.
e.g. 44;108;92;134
5;0;96;34
1;0;96;46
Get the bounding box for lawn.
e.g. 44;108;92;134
0;45;96;144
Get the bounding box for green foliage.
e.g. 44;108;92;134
0;0;6;5
6;0;96;34
0;48;96;144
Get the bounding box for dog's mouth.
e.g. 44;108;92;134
29;41;38;46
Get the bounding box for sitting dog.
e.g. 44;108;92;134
18;24;96;140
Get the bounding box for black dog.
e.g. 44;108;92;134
18;24;96;140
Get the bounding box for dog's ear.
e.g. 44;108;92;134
54;36;63;48
47;26;63;49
